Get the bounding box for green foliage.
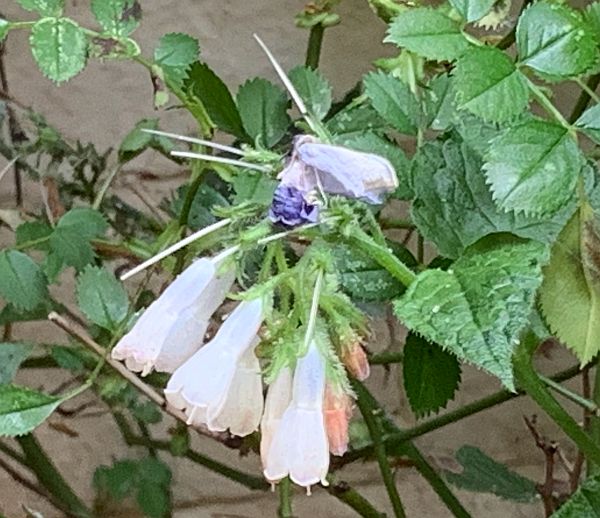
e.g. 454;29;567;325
395;241;548;389
91;0;140;37
288;66;332;121
76;266;129;331
576;105;600;145
236;78;290;148
16;0;63;16
232;171;278;206
0;19;9;42
154;33;199;67
402;333;461;418
0;343;34;384
170;183;229;230
326;101;387;138
449;0;496;23
0;250;48;311
0;384;62;436
444;446;538;502
29;18;87;84
484;120;583;215
552;474;600;517
385;8;471;62
118;118;175;162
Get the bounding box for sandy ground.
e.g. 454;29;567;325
0;1;587;517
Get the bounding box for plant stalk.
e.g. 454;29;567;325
589;365;600;475
326;477;386;518
569;74;600;123
278;477;294;517
305;24;325;69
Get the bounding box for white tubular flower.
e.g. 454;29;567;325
164;298;265;436
260;367;293;468
112;257;235;376
263;340;329;490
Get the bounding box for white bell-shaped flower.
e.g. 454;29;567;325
112;257;235;375
263;340;329;489
164;298;265;436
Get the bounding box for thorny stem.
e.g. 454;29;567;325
278;477;294;517
569;74;600;123
305;24;325;69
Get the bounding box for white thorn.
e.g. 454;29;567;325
171;150;271;172
142;129;245;156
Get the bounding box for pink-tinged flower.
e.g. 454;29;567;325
260;367;293;469
112;258;235;375
342;342;370;381
263;340;329;489
323;386;353;456
164;298;265;436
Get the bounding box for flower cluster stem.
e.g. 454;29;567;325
278;477;294;517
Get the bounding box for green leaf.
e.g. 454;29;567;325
449;0;496;22
288;66;332;121
444;446;538;502
232;171;277;206
154;33;198;67
51;346;85;372
91;0;140;37
0;385;62;436
76;266;129;331
0;343;34;384
576;105;600;144
452;46;529;123
385;8;471;62
552;474;600;517
57;208;108;238
185;62;246;139
236;78;290;148
412;138;573;258
516;1;598;79
16;0;63;16
119;118;174;162
0;19;10;42
15;221;52;250
586;2;600;41
540;206;600;365
484;120;583;215
402;333;461;418
326;102;387;139
363;71;418;135
424;73;458;131
394;241;548;389
0;251;48;311
170;183;229;230
29;18;87;84
131;401;162;424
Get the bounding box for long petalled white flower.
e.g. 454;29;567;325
112;257;235;375
164;298;265;436
263;340;329;490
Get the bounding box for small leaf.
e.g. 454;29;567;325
385;8;471;62
15;221;52;251
76;266;129;331
91;0;140;37
0;343;34;384
452;46;529;123
326;102;387;138
119;118;174;162
170;183;229;230
232;171;277;206
56;208;108;238
0;385;62;436
30;18;87;84
236;78;291;148
449;0;496;22
551;473;600;517
575;104;600;144
516;1;598;78
288;66;332;120
445;446;538;502
363;71;418;135
16;0;63;16
484;120;583;215
154;33;198;67
403;333;461;418
0;250;48;311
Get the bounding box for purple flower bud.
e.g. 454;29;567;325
268;185;319;228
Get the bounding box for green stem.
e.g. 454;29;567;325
525;76;572;130
278;477;294;517
326;477;385;518
369;351;403;365
305;24;325;69
575;77;600;105
589;365;600;475
570;74;600;123
353;381;406;518
16;435;91;518
512;334;600;466
539;375;599;414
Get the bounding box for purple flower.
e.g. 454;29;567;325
269;185;319;228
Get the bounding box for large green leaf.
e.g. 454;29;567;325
483;120;583;215
552;474;600;517
445;446;538;502
0;251;48;311
0;343;34;384
16;0;63;16
236;78;290;148
576;105;600;145
288;66;332;121
385;8;471;62
540;206;600;365
424;73;458;131
516;1;598;78
29;18;87;84
412;138;573;258
363;71;418;135
91;0;140;37
0;385;62;436
449;0;496;22
326;102;387;139
394;241;548;389
452;46;529;123
403;333;461;418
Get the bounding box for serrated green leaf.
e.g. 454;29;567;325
484;120;583;215
453;46;529;123
29;18;87;84
449;0;496;22
412;138;574;258
394;241;548;389
445;445;538;502
424;73;458;131
0;385;62;436
15;221;52;251
403;333;461;418
76;266;129;331
288;66;332;121
576;105;600;144
385;8;471;62
236;78;290;148
185;63;246;140
154;33;198;67
586;2;600;41
0;343;34;384
326;102;387;138
131;400;162;424
57;207;108;238
119;118;174;162
0;251;48;311
16;0;63;16
516;1;598;79
91;0;140;37
363;71;418;135
540;206;600;365
51;346;85;372
232;171;277;206
551;473;600;517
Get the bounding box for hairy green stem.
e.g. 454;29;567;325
305;24;325;69
278;477;294;517
16;434;91;518
589;366;600;475
326;477;386;518
569;74;600;123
